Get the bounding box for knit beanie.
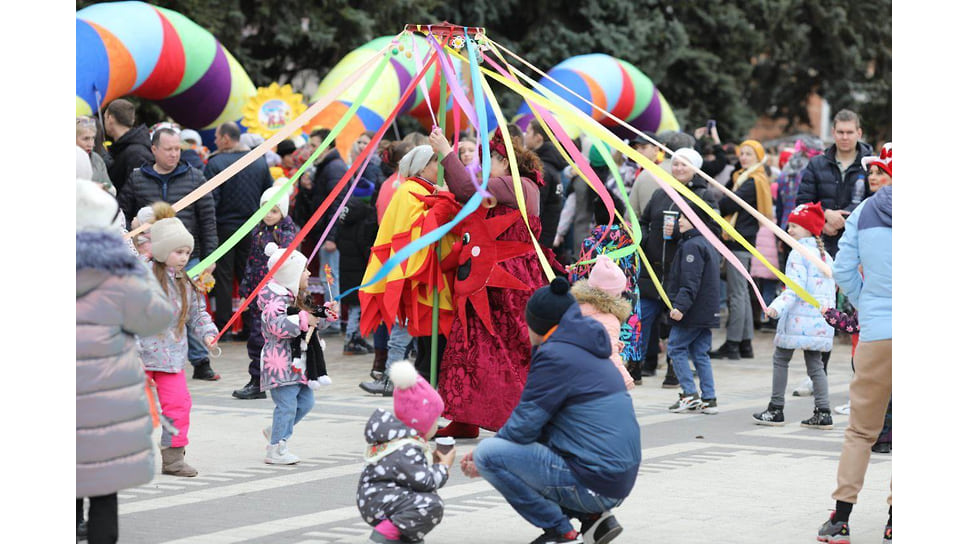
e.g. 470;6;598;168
76;178;119;231
398;145;434;178
260;185;291;217
76;146;92;180
264;242;308;295
525;277;577;336
588;143;609;168
587;255;626;297
672;147;703;169
150;217;194;262
787;202;825;237
739;139;765;161
389;360;445;436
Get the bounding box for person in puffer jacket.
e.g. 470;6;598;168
358;361;454;543
76;179;173;543
752;202;836;430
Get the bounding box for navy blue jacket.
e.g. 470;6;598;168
204;148;274;231
309;150;350;242
108;124;153;195
496;303;641;499
795;141;873;256
665;229;721;329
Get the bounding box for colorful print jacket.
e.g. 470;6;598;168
138;267;217;373
259;282;310;391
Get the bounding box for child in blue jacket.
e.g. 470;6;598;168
665;201;722;414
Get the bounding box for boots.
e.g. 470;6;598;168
359;375;394;397
739;339;754;359
191;359;220;381
709;340;741;360
232;376;267;399
626;360;643;385
435;421;480;439
161;446;198;477
370;348;388;380
661;357;679;389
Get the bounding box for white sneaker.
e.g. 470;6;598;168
834;402;851;415
265;440;299;464
792;376;814;397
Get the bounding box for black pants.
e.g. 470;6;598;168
214;225;252;330
78;494;118;544
414;335;446;383
642;319;661;372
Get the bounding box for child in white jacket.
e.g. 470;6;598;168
752;203;836;429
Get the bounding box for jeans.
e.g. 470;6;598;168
185;257;211;366
387;321;413;366
668;327;715;399
725;250;753;342
373;322;389;350
770;347;829;410
474;438;624;535
269;383;315;444
636;297;664;370
345;305;361;341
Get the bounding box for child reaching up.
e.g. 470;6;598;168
753;202;836;429
358;360;454;544
571;255;636;390
259;242;319;464
140;217;219;477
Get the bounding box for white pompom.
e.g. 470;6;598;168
388;360;418;389
265;242;279;257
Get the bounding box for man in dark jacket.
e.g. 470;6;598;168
103;99;154;195
637;148;719;381
666;201;722;414
796;109;874;257
203;121;274;333
117;127;221;381
308;129;349;332
462;278;640;544
524;119;565;250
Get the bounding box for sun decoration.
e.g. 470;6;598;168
449;35;465;50
451;207;534;339
241;82;308;139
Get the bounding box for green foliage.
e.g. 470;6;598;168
76;0;891;142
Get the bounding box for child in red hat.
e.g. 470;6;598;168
753;202;837;429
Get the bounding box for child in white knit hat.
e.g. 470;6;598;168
139;217;219;477
258;243;322;464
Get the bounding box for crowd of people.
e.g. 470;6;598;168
76;98;891;544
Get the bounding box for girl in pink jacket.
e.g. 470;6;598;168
570;255;636;390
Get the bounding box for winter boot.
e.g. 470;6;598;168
232;375;266;399
191;359;220;381
709;340;741;360
739;339;754;358
161;446;198;477
626;360;643;385
370;348;388;380
359;375;394;397
661;357;679;389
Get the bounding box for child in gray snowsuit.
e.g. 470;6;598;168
357;361;455;543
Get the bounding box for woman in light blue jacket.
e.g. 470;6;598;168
753;202;836;429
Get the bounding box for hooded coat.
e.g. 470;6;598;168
258;282;311;391
138;267;218;373
767;236;836;351
571;281;635;390
107;124;153;194
496;303;641;500
665;228;722;329
77;231;172;498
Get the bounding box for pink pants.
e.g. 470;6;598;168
145;370;192;448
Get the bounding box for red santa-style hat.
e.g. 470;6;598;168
861;142;892;177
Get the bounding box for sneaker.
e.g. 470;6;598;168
527;528;580;544
817;512;850;543
883;521;891;542
700;398;719;414
669;392;701;413
792;376;814;397
580;511;622;544
265;440;299;465
801;408;834;430
752;404;785;426
834;402;851;415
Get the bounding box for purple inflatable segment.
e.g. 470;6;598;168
389;58;416;114
156;44;231;128
626;91;662;134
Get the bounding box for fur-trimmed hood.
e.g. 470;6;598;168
571;280;632;323
77;231;147;297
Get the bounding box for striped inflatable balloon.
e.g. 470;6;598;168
76;1;256;131
514;53;679;139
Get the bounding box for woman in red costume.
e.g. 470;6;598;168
429;127;550;439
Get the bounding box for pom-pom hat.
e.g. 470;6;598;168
587;255;627;297
861;142;892;177
265;242;307;295
150;217;194;262
260;185;291;217
388;361;444;436
787;202;825;237
525;277;577;336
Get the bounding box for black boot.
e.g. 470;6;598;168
370;348;388;380
191;359;221;380
661;357;679;389
232;376;266;399
709;340;741;360
627;360;643;385
359;375;394;397
739;339;754;359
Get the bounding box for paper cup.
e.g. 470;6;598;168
434;436;455;454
